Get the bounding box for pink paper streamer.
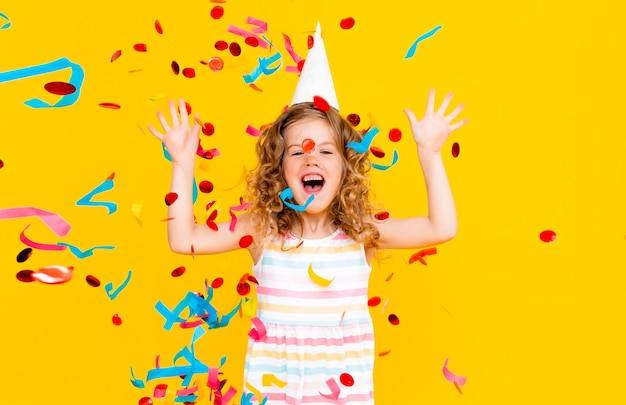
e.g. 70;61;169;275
285;66;300;73
319;377;341;400
0;206;71;236
177;386;198;396
20;224;66;251
248;317;266;341
228;201;253;231
207;366;220;390
227;27;268;49
246;125;262;137
443;358;467;385
215;385;237;405
153;385;167;398
246;16;268;33
282;33;302;63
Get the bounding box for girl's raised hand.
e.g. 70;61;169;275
147;98;201;165
404;89;468;153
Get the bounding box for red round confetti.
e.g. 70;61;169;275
313;95;330;112
86;275;101;287
388;128;402;142
340;373;354;387
297;59;306;72
388;314;400;325
229;42;241;57
211;277;224;288
155;20;163;34
199;180;214;193
237;282;251;296
210;6;224;19
215;40;228;51
112;314;123;325
182;67;196;78
346;113;360;126
452;142;460;158
171;266;186;277
369;146;385;158
307;35;314;49
99;102;121;109
539;230;557;243
368;296;381;306
202;122;215;135
245;36;259;47
165;192;178;206
183;102;192;116
16;247;33;263
16;270;35;283
340;17;355;30
110;49;122;62
139;397;153;405
208;57;224;72
133;43;147;52
0;159;4;169
171;60;180;75
374;211;389;221
239;235;254;248
302;138;315;153
44;81;76;96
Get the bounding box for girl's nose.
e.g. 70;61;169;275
305;153;319;166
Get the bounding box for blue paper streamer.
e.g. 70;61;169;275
105;270;132;300
0;11;10;29
405;26;442;59
346;127;379;153
280;188;314;212
76;178;117;214
56;242;115;258
371;150;399;171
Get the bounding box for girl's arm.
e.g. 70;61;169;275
374;89;468;250
148;99;257;257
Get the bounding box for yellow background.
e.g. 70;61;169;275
1;1;625;404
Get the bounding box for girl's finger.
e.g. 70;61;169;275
437;92;453;115
403;108;419;128
426;88;436;113
156;111;171;132
446;103;465;123
450;117;469;132
178;98;189;125
147;125;164;141
168;99;180;127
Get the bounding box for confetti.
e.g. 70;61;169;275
112;313;123;325
99;102;121;109
245;36;259;47
374;211;389;221
29;265;73;284
442;358;467;394
211;277;224;288
308;263;334;287
408;247;437;265
0;207;71;236
105;270;132;300
229;42;241;57
248;317;266;341
44;81;76;95
86;275;101;287
250;83;263;92
16;270;35;282
171;61;180;75
210;6;224;19
371;150;399;171
56;242;115;258
313;95;330;112
540;230;557;242
339;373;354;386
319;378;341;400
16;247;32;263
76;174;117;214
164;192;178;206
182;68;195;78
0;11;11;29
171;266;186;277
405;25;442;59
139;397;153;405
110;50;122;62
20;224;66;251
388;128;402;142
388;313;399;325
452;142;460;157
199;180;214;193
280;188;314;212
207;57;224;72
201;122;215;136
378;350;391;356
302;138;315;153
262;374;287;388
369;146;385;158
215;40;228;50
368;296;381;306
155;20;163;34
239;235;254;248
340;17;355;30
133;43;147;52
347;126;379;153
346;113;360;126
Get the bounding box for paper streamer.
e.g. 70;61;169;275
76;176;117;214
0;206;71;236
405;26;443;59
0;57;84;107
308;263;334;287
346;127;379;153
248;317;267;341
228;200;252;231
443;358;467;393
20;224;66;251
262;373;287;388
280;188;314;212
243;53;283;84
56;242;115;258
246;125;262;137
0;11;11;29
105;270;132;300
371;150;399;171
243;382;268;405
227;16;269;49
319;378;341;400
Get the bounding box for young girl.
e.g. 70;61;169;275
147;89;467;404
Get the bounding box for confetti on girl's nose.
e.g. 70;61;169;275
313;95;330;112
452;142;460;157
340;17;355;30
540;230;557;242
44;81;76;95
302;138;315;153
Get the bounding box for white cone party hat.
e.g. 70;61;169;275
290;22;340;111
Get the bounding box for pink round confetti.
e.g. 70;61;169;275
112;314;123;325
540;230;557;243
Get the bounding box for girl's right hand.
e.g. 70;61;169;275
147;98;201;165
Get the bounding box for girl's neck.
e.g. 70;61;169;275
291;214;335;239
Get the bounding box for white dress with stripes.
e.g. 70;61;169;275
243;229;374;404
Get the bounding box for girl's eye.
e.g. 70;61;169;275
321;150;333;155
292;151;304;156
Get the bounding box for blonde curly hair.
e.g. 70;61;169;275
246;102;380;248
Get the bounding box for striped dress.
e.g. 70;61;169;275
243;229;374;404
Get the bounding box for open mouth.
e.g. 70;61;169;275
302;174;324;193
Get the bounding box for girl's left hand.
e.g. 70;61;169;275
404;89;468;153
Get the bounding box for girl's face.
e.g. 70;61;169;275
282;118;344;215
